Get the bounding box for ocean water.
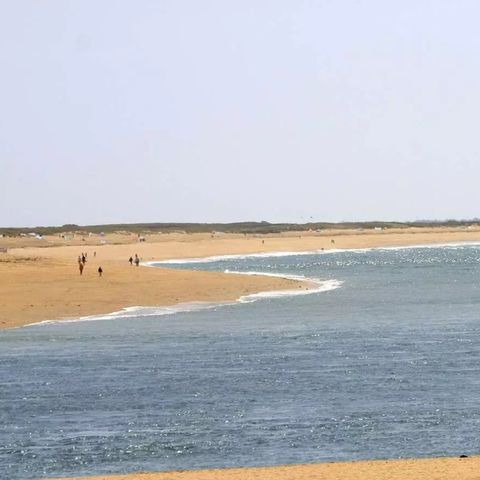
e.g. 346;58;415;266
2;244;480;479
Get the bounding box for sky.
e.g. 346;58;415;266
1;1;480;227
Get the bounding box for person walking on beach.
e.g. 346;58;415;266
81;253;86;264
134;254;140;267
129;256;133;265
78;255;82;265
98;266;103;277
79;262;84;275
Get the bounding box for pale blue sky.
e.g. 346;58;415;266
1;1;480;227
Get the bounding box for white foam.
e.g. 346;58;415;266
224;270;342;301
240;279;342;302
143;250;327;265
26;301;232;327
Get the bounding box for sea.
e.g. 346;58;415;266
2;243;480;479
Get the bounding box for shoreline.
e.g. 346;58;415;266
24;273;341;328
3;228;480;330
23;238;476;329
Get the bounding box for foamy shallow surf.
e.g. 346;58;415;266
225;270;343;302
27;301;232;327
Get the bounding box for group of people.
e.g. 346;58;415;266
129;254;140;266
77;252;102;276
76;251;142;276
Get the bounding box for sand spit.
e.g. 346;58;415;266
2;227;480;329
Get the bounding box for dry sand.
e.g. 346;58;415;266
52;456;480;480
2;226;480;330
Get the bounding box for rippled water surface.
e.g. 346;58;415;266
2;245;480;478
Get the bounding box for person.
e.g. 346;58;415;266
129;256;133;265
134;254;140;267
93;251;96;257
79;262;84;275
98;266;103;277
81;253;86;264
78;255;82;264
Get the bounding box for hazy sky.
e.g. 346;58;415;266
2;1;480;227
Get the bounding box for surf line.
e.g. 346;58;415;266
226;270;342;302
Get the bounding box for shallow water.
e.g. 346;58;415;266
2;245;480;478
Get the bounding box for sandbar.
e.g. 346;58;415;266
2;226;480;330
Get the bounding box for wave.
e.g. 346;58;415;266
223;270;342;302
27;302;232;326
142;251;323;265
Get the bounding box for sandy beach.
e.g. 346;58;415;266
2;226;480;330
3;226;480;480
52;456;480;480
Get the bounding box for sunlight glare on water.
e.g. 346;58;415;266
2;245;480;478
